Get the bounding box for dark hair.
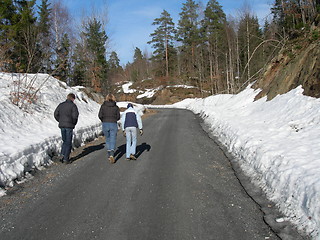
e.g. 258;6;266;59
67;93;76;100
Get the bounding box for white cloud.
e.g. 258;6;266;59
132;6;163;19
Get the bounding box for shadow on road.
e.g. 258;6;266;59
114;144;126;161
136;143;151;158
114;143;151;162
71;143;105;162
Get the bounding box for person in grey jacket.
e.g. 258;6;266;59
98;94;120;163
54;93;79;164
121;103;143;161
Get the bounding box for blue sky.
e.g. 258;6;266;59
54;0;273;65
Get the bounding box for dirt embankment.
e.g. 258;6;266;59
254;28;320;101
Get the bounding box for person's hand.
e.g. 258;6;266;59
139;129;143;136
123;131;126;137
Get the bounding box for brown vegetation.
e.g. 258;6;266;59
254;26;320;100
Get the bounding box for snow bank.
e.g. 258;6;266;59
121;82;197;100
167;85;196;89
0;73;147;197
0;73;102;196
153;86;320;239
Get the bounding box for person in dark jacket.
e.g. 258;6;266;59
98;94;120;163
54;93;79;164
121;103;143;161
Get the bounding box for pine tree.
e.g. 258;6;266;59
271;0;319;35
82;17;109;92
271;0;286;29
108;51;123;83
133;47;144;63
177;0;199;47
202;0;226;36
126;47;149;82
14;0;40;72
37;0;50;35
108;51;121;71
176;0;200;78
51;0;73;78
0;0;39;72
37;0;52;73
201;0;227;93
131;47;143;81
148;9;176;77
54;33;70;82
71;42;87;87
0;0;17;71
238;13;263;84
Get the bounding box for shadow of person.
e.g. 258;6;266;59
135;142;151;158
113;143;151;162
114;144;126;162
70;143;105;163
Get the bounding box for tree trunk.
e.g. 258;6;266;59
165;30;169;78
236;33;240;89
247;19;250;83
225;52;229;93
229;46;234;93
300;0;307;25
198;48;204;98
208;42;215;94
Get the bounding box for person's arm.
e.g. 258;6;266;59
54;104;60;122
72;105;79;125
120;111;126;131
98;106;103;122
116;107;120;121
136;112;143;130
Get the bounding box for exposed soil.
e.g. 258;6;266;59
254;27;320;100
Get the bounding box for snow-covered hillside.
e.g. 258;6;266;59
120;81;198;100
0;73;104;196
153;86;320;239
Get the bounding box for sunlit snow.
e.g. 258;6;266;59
154;85;320;239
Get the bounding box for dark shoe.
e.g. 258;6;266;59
63;160;70;164
130;154;136;160
126;158;131;161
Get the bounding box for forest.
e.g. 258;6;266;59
0;0;319;95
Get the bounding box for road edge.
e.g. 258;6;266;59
198;114;310;240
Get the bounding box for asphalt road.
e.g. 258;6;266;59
0;109;279;240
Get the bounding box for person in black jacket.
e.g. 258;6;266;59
98;94;120;163
54;93;79;164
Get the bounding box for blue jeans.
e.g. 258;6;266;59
102;122;118;151
61;128;73;161
125;127;137;158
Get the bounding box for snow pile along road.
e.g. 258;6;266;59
155;86;320;239
0;73;102;196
